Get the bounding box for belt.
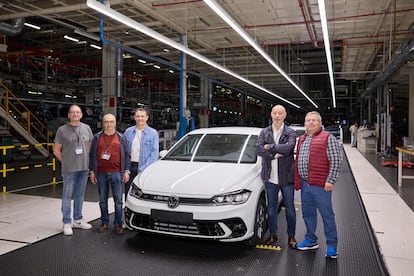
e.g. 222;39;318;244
131;162;139;165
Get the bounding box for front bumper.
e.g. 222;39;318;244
124;196;258;242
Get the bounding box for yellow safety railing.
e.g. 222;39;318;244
0;81;52;143
0;143;57;193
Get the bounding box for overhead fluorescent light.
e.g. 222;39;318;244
64;35;79;43
24;22;41;30
317;0;337;108
90;44;102;50
153;64;161;69
27;91;42;95
203;0;317;109
163;48;170;52
168;69;174;74
86;0;300;109
138;59;147;64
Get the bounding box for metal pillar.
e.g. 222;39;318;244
101;43;117;116
199;78;210;128
178;34;188;139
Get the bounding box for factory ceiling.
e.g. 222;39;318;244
0;0;413;113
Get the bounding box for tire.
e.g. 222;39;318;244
246;194;268;246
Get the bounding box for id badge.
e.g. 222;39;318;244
75;146;83;155
101;152;111;160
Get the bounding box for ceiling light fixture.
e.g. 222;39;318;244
153;64;161;69
317;0;337;108
90;44;102;50
86;0;300;109
138;59;147;64
203;0;318;108
64;35;79;43
24;22;41;30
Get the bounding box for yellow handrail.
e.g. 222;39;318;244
0;81;51;142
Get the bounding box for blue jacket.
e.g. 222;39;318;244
89;131;131;174
124;124;159;173
255;124;297;185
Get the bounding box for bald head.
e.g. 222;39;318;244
270;105;287;129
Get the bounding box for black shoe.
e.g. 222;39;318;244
264;234;278;245
288;236;297;249
115;226;125;235
98;224;108;233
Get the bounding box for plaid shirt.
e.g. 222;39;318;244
297;133;342;184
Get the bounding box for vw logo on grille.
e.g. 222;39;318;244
167;195;180;209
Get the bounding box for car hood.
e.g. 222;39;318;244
137;160;261;197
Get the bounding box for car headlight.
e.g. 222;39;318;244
212;189;251;205
130;183;143;199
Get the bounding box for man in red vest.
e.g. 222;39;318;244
294;111;342;259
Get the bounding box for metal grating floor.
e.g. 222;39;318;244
0;146;390;276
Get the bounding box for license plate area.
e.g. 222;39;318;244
151;209;193;224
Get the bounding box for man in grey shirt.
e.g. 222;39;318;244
53;105;94;236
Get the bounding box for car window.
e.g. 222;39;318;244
194;134;248;163
163;134;203;161
164;133;258;163
295;128;306;136
240;135;258;163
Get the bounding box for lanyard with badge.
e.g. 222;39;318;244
101;133;114;160
71;125;83;155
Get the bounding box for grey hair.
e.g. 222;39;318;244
305;111;322;123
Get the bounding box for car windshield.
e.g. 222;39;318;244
290;125;306;136
163;133;258;163
294;128;306;136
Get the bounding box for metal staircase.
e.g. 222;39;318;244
0;81;51;158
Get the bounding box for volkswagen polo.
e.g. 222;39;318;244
125;127;269;245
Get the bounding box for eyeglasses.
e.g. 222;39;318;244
305;118;321;123
69;111;82;114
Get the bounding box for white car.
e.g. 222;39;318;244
290;124;306;153
125;127;268;245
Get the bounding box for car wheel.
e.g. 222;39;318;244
246;194;268;246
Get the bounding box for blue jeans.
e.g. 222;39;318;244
265;181;296;237
97;172;123;226
61;170;89;224
300;178;338;248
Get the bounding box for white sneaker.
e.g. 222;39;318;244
73;220;92;230
63;224;73;236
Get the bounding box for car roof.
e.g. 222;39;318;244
188;127;262;135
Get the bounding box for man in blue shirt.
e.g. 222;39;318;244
123;108;159;202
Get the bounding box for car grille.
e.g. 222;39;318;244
125;208;247;238
138;193;213;205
